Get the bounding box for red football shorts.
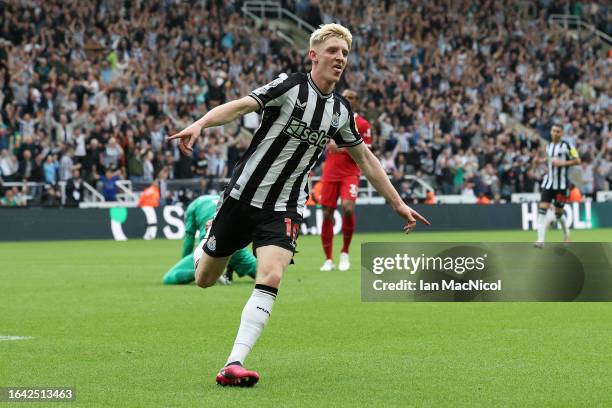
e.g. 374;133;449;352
319;176;360;208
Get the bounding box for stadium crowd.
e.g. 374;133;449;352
0;0;609;207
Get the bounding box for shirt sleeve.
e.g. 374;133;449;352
333;109;363;148
566;143;579;160
248;73;292;112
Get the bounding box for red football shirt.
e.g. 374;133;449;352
322;113;372;181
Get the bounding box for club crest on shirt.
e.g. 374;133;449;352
206;235;217;251
331;112;340;127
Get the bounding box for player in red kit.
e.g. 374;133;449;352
319;89;372;271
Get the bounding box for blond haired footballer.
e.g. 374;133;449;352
168;23;430;387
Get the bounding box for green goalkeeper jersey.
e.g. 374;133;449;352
182;195;220;257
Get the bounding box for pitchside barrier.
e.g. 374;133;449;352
1;202;611;241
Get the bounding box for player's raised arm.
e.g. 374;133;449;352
347;142;430;232
167;96;260;155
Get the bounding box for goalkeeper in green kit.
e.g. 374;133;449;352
163;195;257;284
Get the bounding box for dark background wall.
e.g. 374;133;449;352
1;203;611;241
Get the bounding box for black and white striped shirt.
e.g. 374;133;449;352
541;139;578;190
225;72;363;214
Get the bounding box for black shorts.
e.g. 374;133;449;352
203;196;302;258
540;188;568;208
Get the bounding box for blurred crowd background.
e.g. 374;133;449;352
0;0;610;207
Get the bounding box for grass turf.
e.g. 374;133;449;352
1;228;611;407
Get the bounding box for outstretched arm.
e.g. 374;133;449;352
347;143;430;232
167;96;260;155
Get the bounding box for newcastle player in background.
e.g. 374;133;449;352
168;23;429;387
534;124;581;248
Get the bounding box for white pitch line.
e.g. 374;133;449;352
0;336;33;341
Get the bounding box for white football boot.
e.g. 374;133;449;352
338;252;350;271
319;259;335;271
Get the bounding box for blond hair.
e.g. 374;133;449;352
309;23;352;51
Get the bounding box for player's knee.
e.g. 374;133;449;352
195;269;215;288
342;202;355;215
259;271;282;288
194;271;207;288
196;276;215;289
257;262;285;288
322;206;334;219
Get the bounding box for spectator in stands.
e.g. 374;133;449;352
127;144;145;182
461;181;476;198
380;143;400;174
480;164;501;202
227;135;249;174
41;184;62;207
424;191;437;205
150;122;166;154
142;150;155;183
48;113;86;146
194;177;210;197
65;169;85;207
593;146;611;193
435;148;454;194
103;137;124;171
397;181;417;204
73;128;88;168
476;193;492;205
579;160;595;197
97;168;121;202
567;184;584;202
153;151;166;180
14;184;28;207
0;127;8;151
84;139;104;180
191;149;208;180
0;148;18;181
206;146;226;192
17;150;35;181
42;154;59;186
138;180;161;208
305;0;323;28
0;187;24;207
0;0;609;205
164;151;178;180
59;147;79;183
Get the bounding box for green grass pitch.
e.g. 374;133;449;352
1;228;611;407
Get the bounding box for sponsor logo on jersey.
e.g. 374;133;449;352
282;117;330;148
